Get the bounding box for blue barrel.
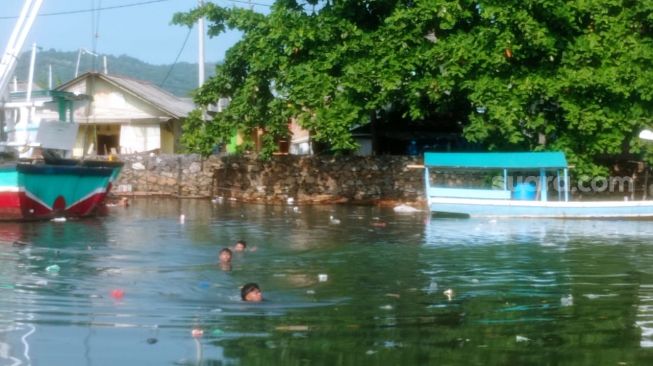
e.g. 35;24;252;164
513;183;537;200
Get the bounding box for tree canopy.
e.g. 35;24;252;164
174;0;653;175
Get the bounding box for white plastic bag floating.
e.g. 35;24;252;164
393;204;420;213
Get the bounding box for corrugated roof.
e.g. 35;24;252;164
424;152;568;169
100;74;195;117
57;72;195;118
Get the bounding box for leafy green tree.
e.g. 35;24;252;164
175;0;653;175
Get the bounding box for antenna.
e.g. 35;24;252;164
75;48;100;77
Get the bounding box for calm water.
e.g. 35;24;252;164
2;199;653;365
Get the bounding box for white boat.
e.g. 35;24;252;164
423;152;653;218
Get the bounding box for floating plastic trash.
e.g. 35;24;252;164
191;328;203;338
426;281;438;294
211;329;224;336
393;204;420;213
179;214;185;224
51;217;66;222
45;264;60;273
111;289;125;299
516;335;530;342
443;289;454;301
318;274;328;282
560;294;573;307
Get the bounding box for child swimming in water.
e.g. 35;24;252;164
241;283;263;302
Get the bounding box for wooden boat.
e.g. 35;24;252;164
0;159;122;221
423;152;653;218
0;90;123;221
0;1;123;221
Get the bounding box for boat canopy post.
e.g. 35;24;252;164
503;169;508;191
563;168;569;202
557;170;561;202
424;166;431;203
540;168;548;202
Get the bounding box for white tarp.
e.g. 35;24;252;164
119;124;160;153
36;120;79;150
3;105;78;158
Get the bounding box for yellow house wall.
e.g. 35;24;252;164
161;125;175;154
63;76;182;155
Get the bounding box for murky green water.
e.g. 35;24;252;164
2;198;653;365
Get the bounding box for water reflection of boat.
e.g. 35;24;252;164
424;152;653;218
424;217;653;246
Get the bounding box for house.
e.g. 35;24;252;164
289;119;312;155
56;72;194;156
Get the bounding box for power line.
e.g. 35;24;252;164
159;26;193;88
0;0;173;19
218;0;271;7
0;0;272;20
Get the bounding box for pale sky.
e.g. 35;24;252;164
1;0;271;65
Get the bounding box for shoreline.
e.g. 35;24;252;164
109;191;427;209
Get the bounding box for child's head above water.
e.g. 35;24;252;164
241;282;262;302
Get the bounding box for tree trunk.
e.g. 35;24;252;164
370;110;378;156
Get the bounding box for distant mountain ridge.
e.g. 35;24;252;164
13;49;214;97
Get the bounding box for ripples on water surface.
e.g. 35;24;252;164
1;198;653;365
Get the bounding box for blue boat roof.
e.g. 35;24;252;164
424;152;568;169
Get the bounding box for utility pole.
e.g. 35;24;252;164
198;0;206;88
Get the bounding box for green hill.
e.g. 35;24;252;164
13;49;214;97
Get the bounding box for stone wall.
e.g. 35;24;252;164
114;154;215;197
112;153;427;205
111;153;653;204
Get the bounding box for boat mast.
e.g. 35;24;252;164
27;43;37;103
0;0;43;100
